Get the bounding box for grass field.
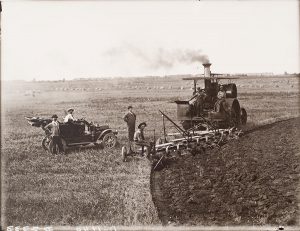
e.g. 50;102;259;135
1;75;299;227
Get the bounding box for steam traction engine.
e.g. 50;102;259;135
176;63;247;130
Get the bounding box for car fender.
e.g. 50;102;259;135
98;129;117;140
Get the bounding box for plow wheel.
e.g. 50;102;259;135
121;146;127;162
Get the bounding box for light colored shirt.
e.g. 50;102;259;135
45;121;60;136
64;114;74;123
134;129;145;142
217;91;226;99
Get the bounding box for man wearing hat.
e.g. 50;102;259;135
44;114;64;154
134;122;151;156
64;108;75;123
215;85;227;112
217;85;226;100
123;106;136;153
189;87;207;116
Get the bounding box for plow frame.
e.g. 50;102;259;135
122;110;243;170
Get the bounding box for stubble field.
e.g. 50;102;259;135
1;75;299;227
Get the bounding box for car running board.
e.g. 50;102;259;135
67;142;92;146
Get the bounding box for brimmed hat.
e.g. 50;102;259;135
138;122;147;129
67;108;74;113
128;105;133;109
52;114;58;118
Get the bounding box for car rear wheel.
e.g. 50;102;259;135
42;136;50;151
48;140;58;154
48;139;66;154
102;133;117;149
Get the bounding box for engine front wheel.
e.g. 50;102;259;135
102;133;117;149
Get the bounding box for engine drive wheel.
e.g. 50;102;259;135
102;133;117;149
230;107;241;127
241;108;247;124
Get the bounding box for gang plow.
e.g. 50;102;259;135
121;110;243;170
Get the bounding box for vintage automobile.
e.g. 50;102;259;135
25;116;118;154
176;63;247;130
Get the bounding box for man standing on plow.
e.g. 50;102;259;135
44;114;64;154
123;106;136;153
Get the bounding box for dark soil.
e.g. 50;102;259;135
155;117;300;225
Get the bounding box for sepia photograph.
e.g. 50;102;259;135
1;0;299;230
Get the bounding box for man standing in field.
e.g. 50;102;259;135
45;114;64;154
123;106;136;153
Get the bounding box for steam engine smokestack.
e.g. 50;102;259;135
203;63;211;77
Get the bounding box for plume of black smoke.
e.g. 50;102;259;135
104;44;209;70
153;48;209;69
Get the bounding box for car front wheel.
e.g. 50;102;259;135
102;133;117;149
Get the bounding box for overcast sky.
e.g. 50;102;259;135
2;0;299;81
